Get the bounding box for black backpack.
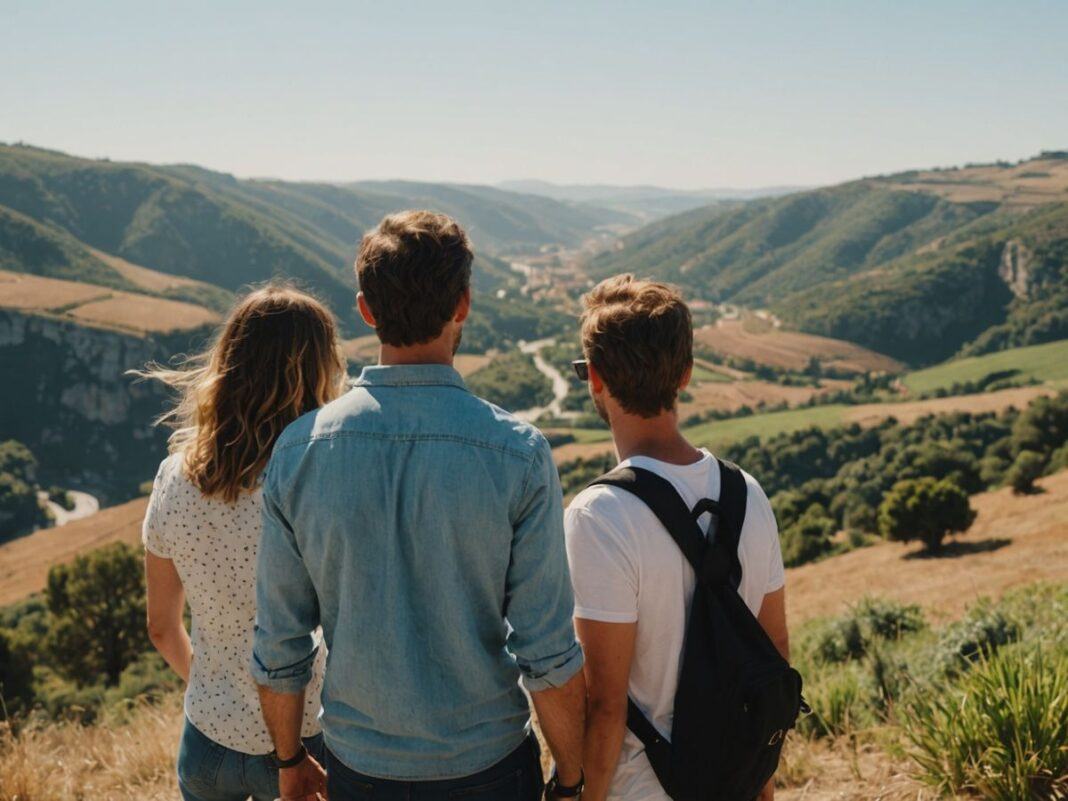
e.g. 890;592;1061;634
589;458;805;801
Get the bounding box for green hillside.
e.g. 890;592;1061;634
902;339;1068;395
588;155;1068;365
0;144;593;341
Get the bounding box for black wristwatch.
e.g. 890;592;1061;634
269;743;308;769
546;770;584;799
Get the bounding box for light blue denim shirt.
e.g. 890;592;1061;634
251;364;583;780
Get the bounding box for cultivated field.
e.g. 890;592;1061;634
696;318;904;374
0;271;219;334
871;156;1068;208
88;248;213;293
902;338;1068;395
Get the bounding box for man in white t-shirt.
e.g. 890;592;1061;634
564;275;789;801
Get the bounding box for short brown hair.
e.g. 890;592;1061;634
356;210;474;346
581;274;693;417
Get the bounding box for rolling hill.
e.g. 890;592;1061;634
0;143;622;333
588;153;1068;364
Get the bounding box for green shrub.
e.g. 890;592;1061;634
937;603;1019;677
812;617;868;664
903;647;1068;800
780;504;836;567
1006;450;1048;494
854;597;925;640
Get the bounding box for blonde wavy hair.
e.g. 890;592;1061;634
136;284;347;502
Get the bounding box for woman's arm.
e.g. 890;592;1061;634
145;550;193;682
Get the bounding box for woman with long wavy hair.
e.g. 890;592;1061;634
136;284;347;801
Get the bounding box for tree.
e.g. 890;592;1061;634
0;628;35;713
781;503;837;567
1005;450;1046;495
877;477;976;552
45;542;149;686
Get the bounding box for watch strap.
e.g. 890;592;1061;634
270;743;308;769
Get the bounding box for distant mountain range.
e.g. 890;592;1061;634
587;153;1068;364
497;179;804;220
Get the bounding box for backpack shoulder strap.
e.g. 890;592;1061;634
715;458;748;590
589;466;706;574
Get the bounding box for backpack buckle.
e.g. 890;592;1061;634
767;729;784;746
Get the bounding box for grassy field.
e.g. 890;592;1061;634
873;155;1068;208
902;338;1068;395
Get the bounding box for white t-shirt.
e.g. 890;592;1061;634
565;450;784;801
143;453;325;755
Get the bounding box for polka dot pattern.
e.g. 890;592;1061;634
143;453;325;755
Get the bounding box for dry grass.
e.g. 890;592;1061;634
0;271;108;310
696;319;903;375
0;271;219;334
0;498;147;606
787;470;1068;625
843;385;1056;427
87;249;208;293
872;157;1068;208
0;697;181;801
69;295;219;334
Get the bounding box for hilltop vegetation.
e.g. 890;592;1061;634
589;155;1068;364
0;144;607;341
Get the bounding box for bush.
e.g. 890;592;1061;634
937;603;1019;677
903;647;1068;800
812;617;868;664
1005;450;1047;494
854;597;925;640
877;477;976;552
780;504;836;567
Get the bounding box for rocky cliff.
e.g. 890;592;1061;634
0;310;210;502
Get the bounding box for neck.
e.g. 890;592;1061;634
609;408;702;465
377;340;455;367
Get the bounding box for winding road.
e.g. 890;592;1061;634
514;338;577;423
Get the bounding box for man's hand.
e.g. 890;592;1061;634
279;752;327;800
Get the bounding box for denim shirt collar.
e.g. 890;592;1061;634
354;363;468;391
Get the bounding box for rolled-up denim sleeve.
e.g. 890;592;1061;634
505;436;584;693
250;458;320;694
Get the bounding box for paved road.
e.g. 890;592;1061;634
40;490;100;527
514;338;577;423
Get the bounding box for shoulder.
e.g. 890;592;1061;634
566;484;651;541
458;392;551;460
151;452;193;495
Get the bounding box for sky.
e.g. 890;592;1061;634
2;1;1066;190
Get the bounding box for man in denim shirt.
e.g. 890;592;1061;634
252;211;586;801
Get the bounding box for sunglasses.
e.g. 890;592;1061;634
571;359;589;381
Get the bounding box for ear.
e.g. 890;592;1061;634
680;362;693;391
588;361;606;395
357;292;377;328
454;288;471;324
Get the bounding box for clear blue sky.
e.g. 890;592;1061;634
2;1;1066;189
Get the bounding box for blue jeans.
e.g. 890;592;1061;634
177;717;325;801
325;734;544;801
